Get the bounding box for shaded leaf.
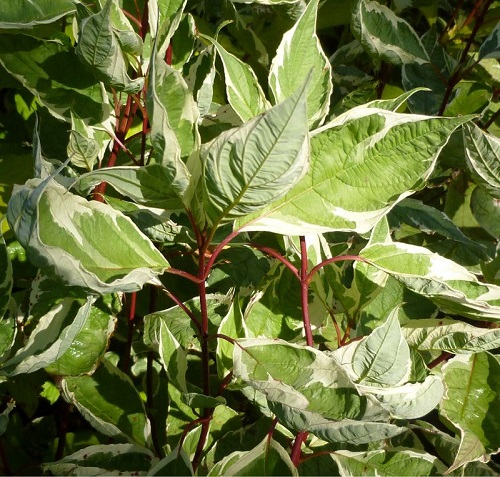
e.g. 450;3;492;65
62;360;151;447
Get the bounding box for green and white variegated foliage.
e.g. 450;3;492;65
2;0;500;474
237;107;470;234
7;177;169;294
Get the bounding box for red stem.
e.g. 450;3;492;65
291;430;308;467
250;243;300;280
307;254;368;285
300;236;314;347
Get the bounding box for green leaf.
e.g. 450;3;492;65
269;0;332;128
348;310;412;387
68;113;112;171
359;240;500;321
463;123;500;199
216;296;250;379
144;311;188;393
233;338;400;444
7;179;169;294
146;54;191;198
148;0;186;59
403;318;500;354
181;393;226;410
62;360;151;447
237;109;469;235
42;444;155;475
471;186;500;239
194;77;309;228
351;0;429;65
2;297;93;376
0;34;107;123
44;297;117;376
390;198;488;257
440;353;500;473
0;0;76;30
202;35;269;122
0;230;12;320
209;437;298;476
148;58;199;161
149;447;193;476
402;29;454;115
76;164;185;210
478;22;500;61
333;448;446;476
76;0;143;94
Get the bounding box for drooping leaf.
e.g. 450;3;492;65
478;22;500;61
76;0;143;93
463;123;500;198
390;198;488;257
269;0;332;128
0;34;107;123
75;164;185;210
351;0;429;65
237;109;469;235
216;296;250;379
146;53;191;199
143;311;189;393
7;179;169;294
62;359;151;447
333;448;446;476
403;318;500;354
440;353;500;473
42;444;155;476
148;58;199;161
0;0;76;30
209;437;298;476
233;338;402;444
193;77;309;229
2;297;93;376
359;240;500;321
202;35;269;122
68;113;112;171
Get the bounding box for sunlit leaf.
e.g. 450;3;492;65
351;0;429;65
208;437;298;476
7;179;169;294
359;240;500;321
463;123;500;199
202;35;269;122
471;186;500;239
194;77;309;228
440;353;500;472
42;444;155;475
333;448;446;476
0;34;107;123
269;0;332;128
76;0;143;93
0;0;76;30
238;109;469;235
403;318;500;354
